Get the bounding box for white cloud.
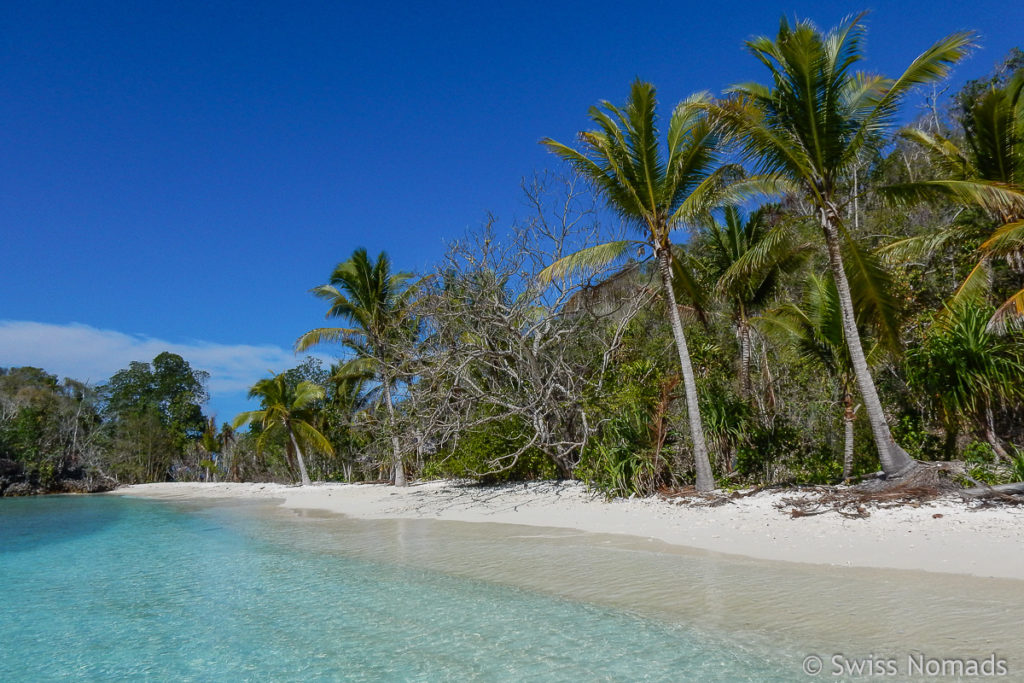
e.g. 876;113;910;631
0;320;336;397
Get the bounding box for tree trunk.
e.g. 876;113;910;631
942;420;958;460
818;206;916;478
287;428;312;487
983;403;1009;460
842;391;855;480
382;379;406;486
738;318;752;401
657;247;715;492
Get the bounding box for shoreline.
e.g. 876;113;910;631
108;480;1024;580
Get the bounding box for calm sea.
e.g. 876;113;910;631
1;495;1020;681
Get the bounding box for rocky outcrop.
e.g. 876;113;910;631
0;459;116;496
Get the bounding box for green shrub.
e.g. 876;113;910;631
577;409;661;499
735;419;842;485
423;417;556;484
890;414;944;461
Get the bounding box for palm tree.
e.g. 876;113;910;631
762;274;861;479
884;74;1024;328
323;363;371;482
199;416;219;481
906;303;1024;459
217;422;238;481
694;204;808;400
295;248;418;486
708;14;973;478
232;374;332;487
539;81;772;491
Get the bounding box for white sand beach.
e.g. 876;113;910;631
109;480;1024;580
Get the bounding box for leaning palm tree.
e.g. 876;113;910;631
295;248;418;486
884;74;1024;329
696;204;808;400
708;14;973;478
232;374;332;487
540;81;774;491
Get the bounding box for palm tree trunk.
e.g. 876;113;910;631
818;206;916;478
983;403;1009;460
657;247;715;492
738;319;752;401
382;379;406;486
942;422;958;460
287;428;312;487
842;390;855;480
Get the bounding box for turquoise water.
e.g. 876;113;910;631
0;496;794;681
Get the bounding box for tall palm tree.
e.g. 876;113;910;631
884;74;1024;328
540;81;774;491
695;204;808;400
708;14;973;478
232;374;332;487
295;248;418;486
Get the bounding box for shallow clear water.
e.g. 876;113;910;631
1;495;794;681
1;495;1022;681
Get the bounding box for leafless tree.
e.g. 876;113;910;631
399;173;654;478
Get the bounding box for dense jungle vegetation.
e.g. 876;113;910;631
4;17;1023;497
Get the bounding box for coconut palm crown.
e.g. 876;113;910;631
699;204;809;399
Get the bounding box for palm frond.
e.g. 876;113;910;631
877;226;960;263
231;409;266;430
979;219;1024;257
671;251;709;325
988;287;1024;333
536;240;636;285
704;95;814;182
854;31;974;146
292;380;326;412
898;128;970;177
716;223;807;294
332;356;379;381
946;258;992;310
294;327;365;352
292;420;334;456
881;179;1024;215
843;235;903;353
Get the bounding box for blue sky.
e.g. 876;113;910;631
2;0;1021;420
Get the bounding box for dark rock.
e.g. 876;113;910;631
0;458;116;496
3;481;35;496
